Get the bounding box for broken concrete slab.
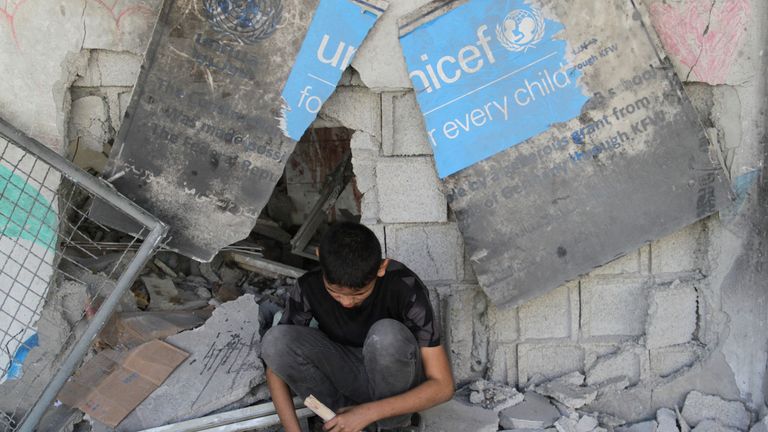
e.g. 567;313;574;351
751;416;768;432
535;381;598;409
617;421;659;432
499;392;561;430
91;0;388;261
553;372;586;387
468;379;524;412
400;0;731;308
117;295;263;430
692;420;741;432
421;398;499;432
658;408;680;432
556;416;579;432
681;391;750;431
577;416;599;432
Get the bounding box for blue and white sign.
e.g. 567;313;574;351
279;0;387;140
399;0;588;178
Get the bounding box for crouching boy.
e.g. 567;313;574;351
261;222;454;432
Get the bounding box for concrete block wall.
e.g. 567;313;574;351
0;0;764;422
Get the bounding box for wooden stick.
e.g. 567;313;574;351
303;395;336;422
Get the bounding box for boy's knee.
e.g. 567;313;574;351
261;325;296;366
364;319;416;356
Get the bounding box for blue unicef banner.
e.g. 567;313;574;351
400;0;732;307
93;0;386;261
279;0;387;140
399;0;588;178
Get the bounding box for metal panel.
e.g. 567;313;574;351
92;0;386;261
399;0;732;307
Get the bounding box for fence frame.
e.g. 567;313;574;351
0;117;168;432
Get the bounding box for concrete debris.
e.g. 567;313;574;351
692;420;741;432
596;376;631;393
617;421;658;432
678;407;691;432
141;275;209;311
576;416;599;432
681;391;750;431
499;392;561;430
750;416;768;432
535;381;598;409
468;379;524;411
554;372;587;386
586;348;641;387
657;408;680;432
117;295;265;430
555;416;580;432
421;398;499;432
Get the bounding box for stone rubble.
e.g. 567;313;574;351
658;408;680;432
682;391;751;431
499;392;561;430
469;379;525;411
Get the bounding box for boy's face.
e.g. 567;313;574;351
322;276;376;309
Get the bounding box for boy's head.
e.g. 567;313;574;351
318;222;383;290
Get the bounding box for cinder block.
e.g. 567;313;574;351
69;96;110;152
586;347;642;386
317;87;381;138
487;344;518;386
377;157;447;223
581;277;650;338
352;0;435;89
74;50;142;87
442;285;485;383
488;302;519;343
351;131;380;223
519;282;574;340
364;223;386;256
385;223;462;281
651;223;704;274
646;281;698;349
583;343;621;371
650;344;703;378
517;343;584;386
381;91;432;156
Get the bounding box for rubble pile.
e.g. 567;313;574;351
423;375;765;432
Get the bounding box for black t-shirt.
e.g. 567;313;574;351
279;260;441;348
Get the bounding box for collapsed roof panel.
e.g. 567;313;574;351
398;0;732;307
91;0;387;261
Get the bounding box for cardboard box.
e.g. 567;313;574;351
59;339;188;427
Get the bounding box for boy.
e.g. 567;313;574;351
261;222;454;432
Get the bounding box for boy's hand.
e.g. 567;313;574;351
322;405;374;432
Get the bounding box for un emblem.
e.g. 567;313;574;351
202;0;283;44
496;7;545;52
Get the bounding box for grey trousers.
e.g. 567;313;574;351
261;319;424;429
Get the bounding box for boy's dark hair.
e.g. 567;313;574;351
319;222;382;289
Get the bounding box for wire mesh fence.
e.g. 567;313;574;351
0;118;167;431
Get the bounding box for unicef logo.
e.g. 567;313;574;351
202;0;283;44
496;7;546;52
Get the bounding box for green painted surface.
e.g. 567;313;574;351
0;165;57;250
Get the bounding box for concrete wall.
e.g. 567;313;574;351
0;0;766;423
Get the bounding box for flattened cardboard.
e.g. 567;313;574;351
59;340;188;427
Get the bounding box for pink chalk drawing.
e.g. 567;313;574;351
0;0;154;50
650;0;750;84
0;0;28;49
89;0;155;31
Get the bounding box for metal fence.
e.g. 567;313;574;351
0;117;167;431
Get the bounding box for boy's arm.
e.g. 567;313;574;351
266;367;304;432
323;344;454;432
